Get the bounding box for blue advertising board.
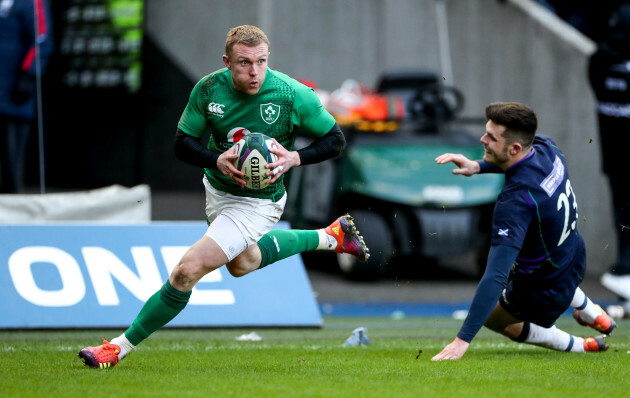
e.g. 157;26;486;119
0;222;322;328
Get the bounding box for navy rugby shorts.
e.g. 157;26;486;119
499;248;586;328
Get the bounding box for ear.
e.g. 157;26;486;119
222;54;230;69
509;142;523;156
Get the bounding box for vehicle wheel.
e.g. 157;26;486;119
337;210;393;281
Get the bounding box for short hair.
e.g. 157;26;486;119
225;25;270;57
485;102;537;148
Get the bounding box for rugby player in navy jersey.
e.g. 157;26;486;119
432;102;615;361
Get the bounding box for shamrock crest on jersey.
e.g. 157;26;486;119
261;103;281;124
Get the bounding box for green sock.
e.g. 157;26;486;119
257;229;319;269
124;280;192;346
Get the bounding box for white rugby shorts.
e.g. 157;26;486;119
203;175;286;261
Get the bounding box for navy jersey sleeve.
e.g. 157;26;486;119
457;244;519;342
490;189;534;250
478;160;503;174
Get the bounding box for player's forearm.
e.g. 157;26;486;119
173;128;220;169
296;123;346;165
456;244;516;342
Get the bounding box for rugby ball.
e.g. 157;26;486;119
232;133;278;189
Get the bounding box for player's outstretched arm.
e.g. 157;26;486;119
432;245;517;361
435;153;480;176
431;337;470;361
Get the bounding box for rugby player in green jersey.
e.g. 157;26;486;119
78;25;369;369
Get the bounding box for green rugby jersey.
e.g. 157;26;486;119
178;67;335;201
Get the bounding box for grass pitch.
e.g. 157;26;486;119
1;316;628;398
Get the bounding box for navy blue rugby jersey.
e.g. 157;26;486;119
490;135;584;277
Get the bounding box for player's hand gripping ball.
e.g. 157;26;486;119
232;133;278;189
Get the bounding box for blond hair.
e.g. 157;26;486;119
225;25;270;56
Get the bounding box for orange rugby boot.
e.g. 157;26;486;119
78;339;121;369
325;214;370;262
573;305;616;335
583;336;609;353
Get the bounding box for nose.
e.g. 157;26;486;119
480;133;487;144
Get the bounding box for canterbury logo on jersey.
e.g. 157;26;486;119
208;102;225;117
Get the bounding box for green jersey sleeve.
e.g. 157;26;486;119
177;77;209;138
292;85;336;138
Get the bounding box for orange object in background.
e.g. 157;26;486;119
297;78;406;133
351;92;406;121
326;79;406;123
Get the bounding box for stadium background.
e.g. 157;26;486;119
18;0;617;310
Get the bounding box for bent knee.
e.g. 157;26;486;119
171;258;215;288
484;319;522;339
226;258;259;278
170;264;198;289
226;266;248;278
484;319;503;333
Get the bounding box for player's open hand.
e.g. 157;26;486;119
265;138;300;184
435;153;480;176
218;149;246;187
431;337;470;361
